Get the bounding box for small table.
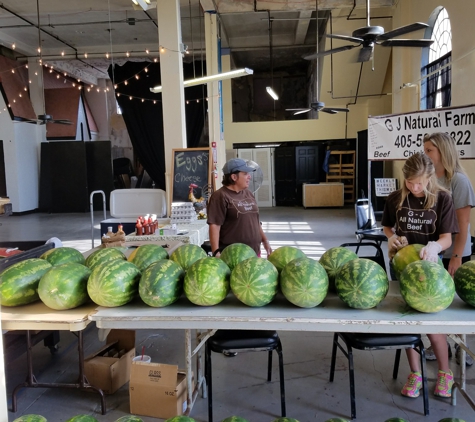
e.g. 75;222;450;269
1;302;106;414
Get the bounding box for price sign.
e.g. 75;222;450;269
368;104;475;160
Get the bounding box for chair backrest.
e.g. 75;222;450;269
340;242;387;275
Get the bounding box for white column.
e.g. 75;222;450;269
157;0;187;213
204;12;225;189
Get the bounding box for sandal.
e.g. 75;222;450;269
401;372;422;398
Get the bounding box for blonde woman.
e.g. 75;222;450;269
424;132;475;366
382;152;459;398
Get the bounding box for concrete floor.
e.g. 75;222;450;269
1;206;474;422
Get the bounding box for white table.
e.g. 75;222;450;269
89;282;475;415
1;302;106;414
125;220;209;246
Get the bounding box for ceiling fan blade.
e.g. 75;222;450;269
304;44;358;60
378;22;429;40
379;39;434;48
293;109;312;115
324;107;350;113
285;108;308;111
327;34;364;44
357;46;374;62
320;108;338;114
51;119;73;125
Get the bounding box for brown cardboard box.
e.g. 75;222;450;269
129;362;187;419
84;329;135;394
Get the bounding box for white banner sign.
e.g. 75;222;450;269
368;104;475;160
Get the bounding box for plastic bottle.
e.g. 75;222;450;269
144;220;150;235
148;217;155;234
106;226;114;237
136;219;143;236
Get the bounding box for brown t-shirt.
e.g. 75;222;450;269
381;190;459;245
207;186;262;253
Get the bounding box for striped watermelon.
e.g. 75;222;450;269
454;260;475;307
220;243;257;271
164;417;196;422
87;259;141;307
230;257;278;307
335;258;389;309
65;416;99;422
268;246;306;273
170;244;207;271
12;416;47;422
0;258;52;306
128;244;169;271
384;419;409;422
272;419;301;422
38;263;91;310
114;417;144;422
399;260;454;313
324;419;350;422
139;259;185;307
281;257;328;308
319;247;358;292
392;244;443;280
221;417;250;422
40;247;85;266
85;247;126;270
437;419;467;422
184;257;230;306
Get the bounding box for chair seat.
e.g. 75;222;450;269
340;333;422;349
208;330;279;352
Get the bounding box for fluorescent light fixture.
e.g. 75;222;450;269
150;68;254;93
266;86;279;100
132;0;155;11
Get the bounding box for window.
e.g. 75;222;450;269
421;7;452;109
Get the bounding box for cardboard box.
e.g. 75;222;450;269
129;362;187;419
84;329;135;394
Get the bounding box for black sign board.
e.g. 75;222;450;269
171;148;212;204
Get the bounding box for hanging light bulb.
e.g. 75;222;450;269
57;74;60;79
145;49;149;54
145;68;148;73
126;51;130;57
37;47;41;53
87;88;90;92
124;81;128;85
11;69;14;73
135;75;139;80
97;88;100;92
12;43;15;50
154;58;158;62
84;53;88;58
25;65;28;69
114;84;118;89
106;52;109;59
61;51;65;56
129;96;132;100
117;93;120;97
153;100;156;104
141;99;144;102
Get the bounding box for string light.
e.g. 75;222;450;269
84;53;88;58
11;43;15;50
126;52;130;57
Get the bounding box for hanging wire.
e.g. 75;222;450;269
189;0;196;78
36;0;46;115
107;0;115;86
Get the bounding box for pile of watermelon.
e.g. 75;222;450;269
13;415;146;422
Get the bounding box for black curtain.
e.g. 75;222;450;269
440;54;451;107
108;61;207;190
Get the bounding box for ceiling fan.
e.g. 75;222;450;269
15;114;73;125
286;0;349;116
304;0;434;63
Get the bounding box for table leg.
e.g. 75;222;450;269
449;334;475;410
11;329;106;415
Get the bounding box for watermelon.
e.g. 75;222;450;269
0;258;52;307
399;260;455;313
40;247;85;266
230;257;278;307
13;416;47;422
170;244;207;271
268;246;306;273
319;247;358;292
221;417;250;422
454;260;475;307
128;244;169;271
392;244;442;280
324;419;350;422
139;259;185;307
220;243;257;271
384;419;409;422
335;258;389;309
65;416;99;422
85;247;126;270
164;417;196;422
184;257;230;306
38;263;91;310
281;257;328;308
87;259;141;307
272;419;300;422
437;419;467;422
114;417;144;422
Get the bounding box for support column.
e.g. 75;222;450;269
157;0;187;212
204;12;225;189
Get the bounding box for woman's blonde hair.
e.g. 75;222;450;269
423;132;466;180
399;152;445;209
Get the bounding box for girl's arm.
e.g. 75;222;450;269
448;205;471;276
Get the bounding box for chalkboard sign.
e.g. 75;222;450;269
171;148;213;204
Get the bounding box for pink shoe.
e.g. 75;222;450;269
434;369;454;398
401;372;422;398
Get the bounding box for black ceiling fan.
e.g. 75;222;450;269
286;0;349;116
304;0;434;63
15;114;73;125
